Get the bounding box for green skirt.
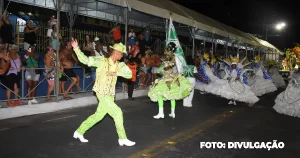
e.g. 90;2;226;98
148;74;193;102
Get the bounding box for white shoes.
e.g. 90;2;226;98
73;131;135;146
169;113;175;118
73;131;88;143
154;107;176;119
28;98;38;105
169;108;175;118
31;98;38;103
153;107;164;119
153;113;164;119
118;139;136;146
183;104;192;107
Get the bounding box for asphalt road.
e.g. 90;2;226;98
0;88;299;158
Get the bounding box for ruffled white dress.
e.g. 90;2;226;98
268;67;286;88
196;64;259;104
273;72;300;118
250;64;277;96
208;67;259;104
195;64;219;93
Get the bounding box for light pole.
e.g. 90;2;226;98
265;22;286;40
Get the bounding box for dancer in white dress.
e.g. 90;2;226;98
195;53;219;93
250;56;277;96
266;60;286;88
273;68;300;118
196;54;259;106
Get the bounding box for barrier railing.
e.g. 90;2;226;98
16;23;114;52
0;66;125;103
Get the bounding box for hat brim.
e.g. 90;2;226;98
109;46;127;54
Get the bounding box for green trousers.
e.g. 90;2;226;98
158;96;176;109
76;94;127;139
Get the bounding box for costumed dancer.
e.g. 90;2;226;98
148;42;192;118
195;53;219;94
250;56;277;96
148;18;192;119
273;67;300;118
210;55;259;106
266;60;286;88
182;56;198;107
218;56;231;79
71;38;135;146
211;56;219;78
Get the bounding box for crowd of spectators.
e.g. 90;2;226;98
0;12;168;107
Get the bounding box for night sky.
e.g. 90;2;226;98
172;0;299;50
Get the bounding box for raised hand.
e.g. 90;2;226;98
71;37;79;48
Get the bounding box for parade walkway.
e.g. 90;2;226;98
0;89;299;158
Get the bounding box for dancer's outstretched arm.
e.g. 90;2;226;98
71;37;103;68
117;62;132;79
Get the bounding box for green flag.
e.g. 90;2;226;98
166;18;187;73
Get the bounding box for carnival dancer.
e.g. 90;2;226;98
266;60;286;88
211;56;219;78
249;56;277;96
71;38;135;146
148;18;192;119
195;53;219;93
148;42;192;118
210;55;259;106
273;67;300;118
218;56;231;79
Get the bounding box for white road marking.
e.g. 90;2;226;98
0;128;10;132
42;115;77;122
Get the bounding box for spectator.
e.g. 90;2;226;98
91;38;107;80
0;10;14;44
128;28;136;46
109;25;121;43
144;51;152;86
47;15;57;46
130;41;140;58
51;25;61;51
144;30;150;46
44;46;61;101
3;45;24;106
23;20;39;50
134;53;142;88
82;35;94;78
0;46;10;75
151;52;161;81
59;41;79;99
127;58;137;100
138;32;146;55
24;46;40;105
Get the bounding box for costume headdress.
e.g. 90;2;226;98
203;53;210;60
211;56;216;63
254;56;261;63
231;56;239;64
225;57;231;63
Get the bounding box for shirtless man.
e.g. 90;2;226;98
59;41;80;99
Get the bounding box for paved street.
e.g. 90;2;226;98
0;88;299;158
